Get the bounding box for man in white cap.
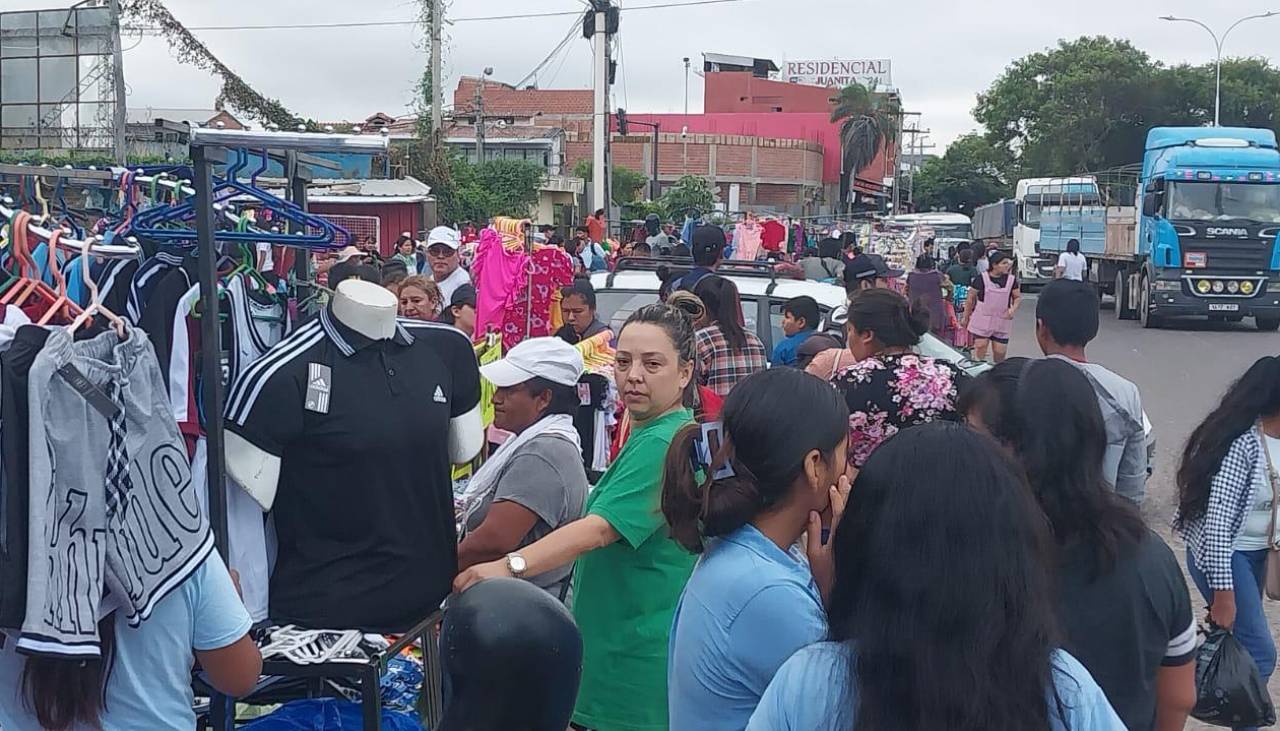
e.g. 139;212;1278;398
426;225;471;304
457;337;588;599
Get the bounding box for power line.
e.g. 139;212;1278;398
121;0;754;32
513;15;583;89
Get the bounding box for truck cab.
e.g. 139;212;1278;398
1132;127;1280;330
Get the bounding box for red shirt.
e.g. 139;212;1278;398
760;219;786;252
587;216;605;243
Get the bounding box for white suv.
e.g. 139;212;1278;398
589;258;990;378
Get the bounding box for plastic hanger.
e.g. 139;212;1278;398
67;231;126;338
2;211;59;310
36;230;83;325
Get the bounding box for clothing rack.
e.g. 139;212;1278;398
0;200;144;259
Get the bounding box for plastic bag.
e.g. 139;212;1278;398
1191;627;1276;727
240;698;422;731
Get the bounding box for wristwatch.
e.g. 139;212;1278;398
505;552;528;578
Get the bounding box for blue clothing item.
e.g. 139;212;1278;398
30;242;62;285
682;216;697;245
65;254;86;306
747;643;1124;730
1187;546;1275;731
674;266;714;293
0;552;251;731
771;329;815;367
668;524;826;730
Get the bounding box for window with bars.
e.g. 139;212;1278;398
0;6;114;151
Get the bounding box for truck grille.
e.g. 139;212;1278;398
1180;239;1273;271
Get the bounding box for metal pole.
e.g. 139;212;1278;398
592;2;610;215
430;0;443;137
287;152;314;313
683;57;690;175
1214;42;1223;127
651;124;660;201
191;144;228;561
474;79;486;163
108;0;128;164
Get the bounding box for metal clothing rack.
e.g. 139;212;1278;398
188;129;445;731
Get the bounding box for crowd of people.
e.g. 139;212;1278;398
333;219;1276;730
9;209;1278;731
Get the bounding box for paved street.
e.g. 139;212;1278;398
1005;294;1280;713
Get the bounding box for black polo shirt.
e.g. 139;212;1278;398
225;306;480;632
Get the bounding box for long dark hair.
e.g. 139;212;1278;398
693;276;749;351
1178;355;1280;527
661;369;847;552
846;288;929;348
829;422;1062;731
966;359;1145;575
22;617;116;730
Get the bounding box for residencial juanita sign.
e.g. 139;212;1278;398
784;59;892;89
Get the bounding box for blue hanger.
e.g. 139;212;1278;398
128;149;349;248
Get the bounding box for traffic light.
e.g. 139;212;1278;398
616;108;628;136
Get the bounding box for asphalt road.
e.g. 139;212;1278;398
1005;294;1280;716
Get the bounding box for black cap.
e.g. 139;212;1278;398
450;283;477;308
844;253;904;286
691;225;726;260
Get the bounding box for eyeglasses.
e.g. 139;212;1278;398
427;247;457;258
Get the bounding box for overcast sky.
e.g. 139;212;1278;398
12;0;1280;151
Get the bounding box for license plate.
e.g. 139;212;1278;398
1208;303;1240;312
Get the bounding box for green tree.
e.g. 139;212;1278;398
442;157;544;224
975;36;1164;175
572;160;650;204
913;134;1013;214
830;83;901;209
659;175;717;219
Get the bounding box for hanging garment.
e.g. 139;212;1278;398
21;328;213;657
682;216;697;247
500;247;574;351
0;325;49;631
471;229;528;339
760;220;786;253
733;221;763;261
127;248;188;324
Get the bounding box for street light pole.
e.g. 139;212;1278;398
1160;11;1278;127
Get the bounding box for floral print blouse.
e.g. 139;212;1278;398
832;352;966;468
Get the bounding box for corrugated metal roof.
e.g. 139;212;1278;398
308;176;432;198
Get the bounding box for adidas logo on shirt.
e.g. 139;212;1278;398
433;385;447;403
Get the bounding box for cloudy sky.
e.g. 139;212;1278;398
12;0;1280;150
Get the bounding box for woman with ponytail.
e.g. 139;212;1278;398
456;303;700;731
832;287;965;470
666;368;849;730
1176;355;1280;714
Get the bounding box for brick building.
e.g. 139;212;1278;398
450;64;897;216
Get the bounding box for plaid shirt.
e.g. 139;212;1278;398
695;324;767;397
1177;428;1269;590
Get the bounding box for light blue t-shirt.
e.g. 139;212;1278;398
668;524;827;730
0;552;251;730
747;643;1125;730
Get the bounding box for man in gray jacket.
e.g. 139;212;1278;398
1035;280;1148;504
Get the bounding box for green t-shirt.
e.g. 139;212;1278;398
571;408;696;731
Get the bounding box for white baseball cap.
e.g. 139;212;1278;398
335;246;364;263
426;225;461;250
480;337;584;387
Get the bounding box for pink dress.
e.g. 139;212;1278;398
967;271;1015;340
471;229;528;338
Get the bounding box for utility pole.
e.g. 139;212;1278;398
902;127;931;212
682;56;690;175
474;70;489;163
109;0;127;165
589;1;613;217
889;110;920;217
429;0;443;139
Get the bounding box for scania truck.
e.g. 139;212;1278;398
1040;127;1280;330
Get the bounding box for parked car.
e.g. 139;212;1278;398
590;258;1155;477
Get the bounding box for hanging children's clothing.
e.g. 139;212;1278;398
499;246;574;351
733;220;763;261
471;229;528;339
760;219;786;254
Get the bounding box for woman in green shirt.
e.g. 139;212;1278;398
455;303;698;731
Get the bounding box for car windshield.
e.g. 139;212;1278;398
932;224;973;239
1167;182;1280;223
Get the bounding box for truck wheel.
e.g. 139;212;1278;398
1257;317;1280;332
1114;270;1133;320
1139;274;1162;329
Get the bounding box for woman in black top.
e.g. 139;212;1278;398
961;358;1196;731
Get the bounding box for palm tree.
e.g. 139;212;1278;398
830;83;901;211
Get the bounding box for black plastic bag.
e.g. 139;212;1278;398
1191;626;1276;727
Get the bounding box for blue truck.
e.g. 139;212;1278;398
1040;127;1280;330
